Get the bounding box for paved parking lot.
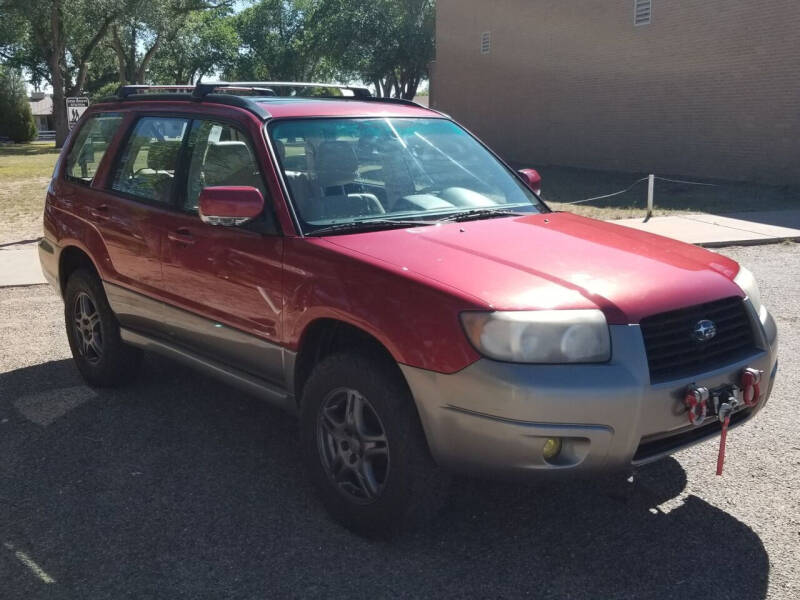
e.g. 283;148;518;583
1;243;798;599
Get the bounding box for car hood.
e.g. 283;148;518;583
322;212;743;324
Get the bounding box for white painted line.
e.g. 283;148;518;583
13;386;97;426
3;542;56;584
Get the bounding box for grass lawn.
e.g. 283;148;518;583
0;141;60;245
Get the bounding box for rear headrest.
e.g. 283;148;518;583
316;141;358;185
147;141;181;171
204;141;253;185
274;139;286;161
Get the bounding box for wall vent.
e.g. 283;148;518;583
480;31;491;55
634;0;652;26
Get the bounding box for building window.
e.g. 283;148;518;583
634;0;652;26
480;31;491;55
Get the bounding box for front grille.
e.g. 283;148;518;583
640;296;757;383
633;407;753;463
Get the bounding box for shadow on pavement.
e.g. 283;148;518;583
0;357;769;599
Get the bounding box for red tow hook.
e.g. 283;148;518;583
684;386;709;427
684;368;763;476
741;368;762;407
716;368;763;476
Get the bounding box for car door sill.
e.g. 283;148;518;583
120;327;297;414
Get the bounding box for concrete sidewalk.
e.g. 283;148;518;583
0;244;47;287
613;210;800;247
1;210;799;287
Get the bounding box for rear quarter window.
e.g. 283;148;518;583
65;113;123;184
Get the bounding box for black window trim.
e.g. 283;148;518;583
107;113;193;211
178;117;280;236
107;111;281;235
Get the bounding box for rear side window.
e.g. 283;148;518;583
112;116;189;205
65;113;123;183
184;120;266;213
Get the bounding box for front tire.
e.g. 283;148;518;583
300;352;448;537
64;269;142;387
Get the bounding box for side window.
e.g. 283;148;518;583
65;113;123;183
184;120;267;213
111;116;189;205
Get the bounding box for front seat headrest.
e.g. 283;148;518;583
315;141;358;188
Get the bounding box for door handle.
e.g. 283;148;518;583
167;228;196;245
89;204;110;221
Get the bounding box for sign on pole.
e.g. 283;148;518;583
66;97;90;129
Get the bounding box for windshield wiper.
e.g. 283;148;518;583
307;218;438;237
436;207;530;223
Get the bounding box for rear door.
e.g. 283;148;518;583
158;118;286;384
94;115;191;295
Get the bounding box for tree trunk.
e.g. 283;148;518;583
49;0;69;148
401;75;420;100
51;70;69;148
135;36;161;84
69;18;114;96
110;27;128;84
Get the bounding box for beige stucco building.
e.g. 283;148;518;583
431;0;800;184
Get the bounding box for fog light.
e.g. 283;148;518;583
542;437;562;460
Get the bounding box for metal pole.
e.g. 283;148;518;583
644;173;655;222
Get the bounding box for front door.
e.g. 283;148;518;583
158;119;286;385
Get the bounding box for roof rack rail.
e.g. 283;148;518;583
100;81;426;120
116;84;195;98
104;84;272;119
193;81;373;99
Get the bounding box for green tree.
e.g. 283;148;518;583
0;0;124;146
0;67;37;142
89;82;122;104
229;0;332;81
312;0;434;98
107;0;232;85
149;9;240;84
82;48;125;100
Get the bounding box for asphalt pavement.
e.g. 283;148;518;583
0;243;798;599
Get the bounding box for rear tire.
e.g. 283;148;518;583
300;352;449;538
64;269;142;387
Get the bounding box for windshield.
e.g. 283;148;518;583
268;117;545;233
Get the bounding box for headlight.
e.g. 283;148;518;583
460;310;611;363
734;266;767;323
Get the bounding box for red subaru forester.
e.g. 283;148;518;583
40;82;778;537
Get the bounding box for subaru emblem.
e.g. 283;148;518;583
692;319;717;342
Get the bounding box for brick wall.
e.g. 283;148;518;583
432;0;800;184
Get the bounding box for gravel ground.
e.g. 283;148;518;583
0;243;798;599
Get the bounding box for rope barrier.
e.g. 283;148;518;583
560;177;649;205
654;176;719;187
560;174;720;205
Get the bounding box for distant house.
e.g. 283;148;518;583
29;92;54;133
432;0;800;184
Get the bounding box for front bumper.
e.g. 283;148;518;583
402;303;778;479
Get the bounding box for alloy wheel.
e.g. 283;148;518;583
73;292;103;364
317;387;390;504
